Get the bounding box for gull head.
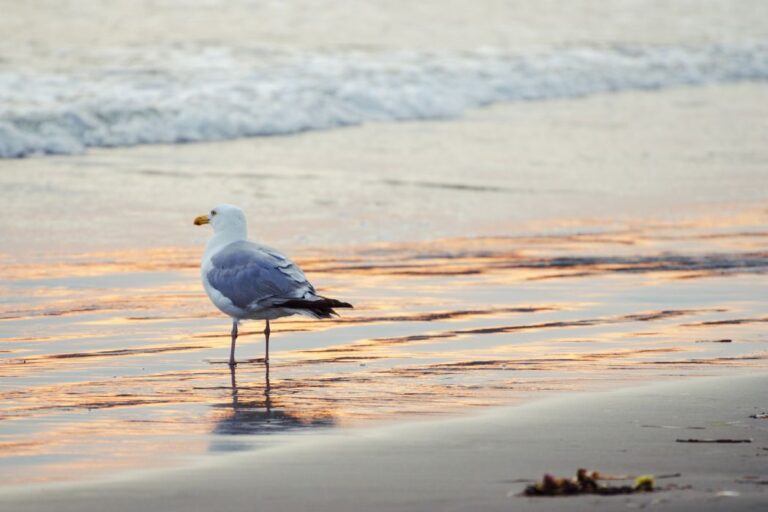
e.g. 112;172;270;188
194;204;247;238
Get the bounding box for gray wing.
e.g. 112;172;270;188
207;240;315;310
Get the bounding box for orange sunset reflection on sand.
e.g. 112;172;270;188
1;220;767;484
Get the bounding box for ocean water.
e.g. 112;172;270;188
2;0;768;158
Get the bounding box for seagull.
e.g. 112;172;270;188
194;204;352;367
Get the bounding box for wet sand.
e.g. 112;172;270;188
1;373;766;511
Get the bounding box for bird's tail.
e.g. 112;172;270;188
275;296;353;319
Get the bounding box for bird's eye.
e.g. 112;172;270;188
211;210;217;216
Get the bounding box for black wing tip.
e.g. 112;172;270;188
275;297;353;313
321;295;353;309
310;296;353;309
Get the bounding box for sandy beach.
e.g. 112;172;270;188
1;373;766;511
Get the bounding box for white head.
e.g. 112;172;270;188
194;204;248;240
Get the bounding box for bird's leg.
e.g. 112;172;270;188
264;367;272;411
263;320;271;393
264;319;271;365
229;364;239;409
229;320;238;367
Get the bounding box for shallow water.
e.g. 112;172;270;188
2;223;767;484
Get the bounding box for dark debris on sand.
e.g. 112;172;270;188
523;469;656;497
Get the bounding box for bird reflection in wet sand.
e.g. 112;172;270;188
210;366;335;448
194;204;353;367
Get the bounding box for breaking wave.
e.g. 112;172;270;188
1;43;767;158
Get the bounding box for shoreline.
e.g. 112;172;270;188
3;372;767;511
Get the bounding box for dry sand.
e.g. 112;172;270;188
2;373;766;511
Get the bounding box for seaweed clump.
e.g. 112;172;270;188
524;469;655;496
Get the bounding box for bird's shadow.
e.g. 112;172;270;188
208;363;336;450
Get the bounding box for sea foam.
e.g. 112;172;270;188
1;43;767;158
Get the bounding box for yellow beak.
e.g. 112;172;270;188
193;215;210;226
